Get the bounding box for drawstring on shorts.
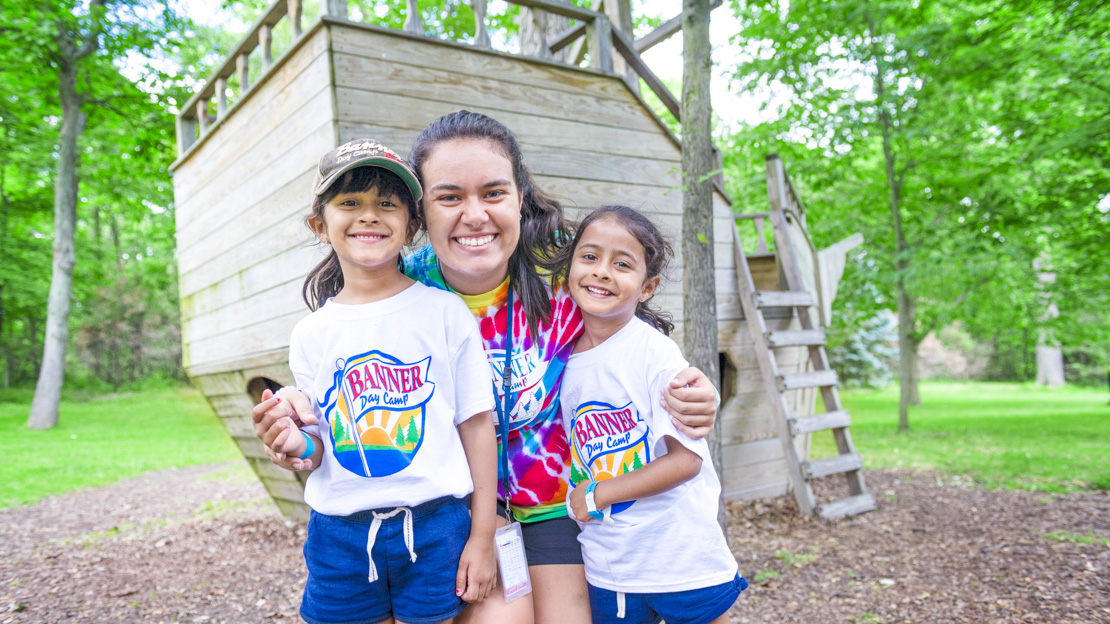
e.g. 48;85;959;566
365;506;417;583
616;591;626;619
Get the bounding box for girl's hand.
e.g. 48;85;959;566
252;388;318;470
455;537;497;603
661;367;718;439
567;483;593;523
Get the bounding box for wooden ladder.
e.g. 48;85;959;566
731;155;876;520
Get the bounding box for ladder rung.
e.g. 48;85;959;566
816;493;876;520
755;290;815;308
778;370;838;391
767;329;826;348
803;452;862;480
789;410;851;435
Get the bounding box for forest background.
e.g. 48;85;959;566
0;0;1106;413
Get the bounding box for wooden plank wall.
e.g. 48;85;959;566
171;25;336;521
171;21;812;517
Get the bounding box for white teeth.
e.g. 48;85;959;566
586;286;611;296
456;234;495;247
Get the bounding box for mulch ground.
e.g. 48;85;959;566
1;463;1107;624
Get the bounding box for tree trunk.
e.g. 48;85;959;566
681;0;724;529
28;55;85;430
908;345;921;405
870;16;914;432
1035;345;1066;387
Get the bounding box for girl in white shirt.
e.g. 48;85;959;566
558;206;747;624
253;139;498;624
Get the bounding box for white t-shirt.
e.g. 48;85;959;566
292;282;494;516
561;317;738;593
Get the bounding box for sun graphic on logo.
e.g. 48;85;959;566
587;443;647;481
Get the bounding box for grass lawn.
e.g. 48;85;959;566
0;387;241;508
812;381;1110;492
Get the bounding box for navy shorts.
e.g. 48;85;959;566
498;501;583;566
300;496;470;624
587;574;748;624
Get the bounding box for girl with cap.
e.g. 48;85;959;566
255;139;499;624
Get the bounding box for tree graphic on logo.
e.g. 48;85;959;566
405;416;419;450
570;461;587;485
631;451;644;471
394;425;406;448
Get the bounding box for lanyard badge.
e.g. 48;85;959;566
494;286;532;601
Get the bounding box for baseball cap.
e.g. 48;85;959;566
313;139;423;201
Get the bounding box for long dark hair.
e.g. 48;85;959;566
555;205;674;336
409;110;570;337
302;166;420;310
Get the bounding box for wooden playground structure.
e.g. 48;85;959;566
170;0;872;520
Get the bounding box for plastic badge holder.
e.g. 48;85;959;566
495;521;532;602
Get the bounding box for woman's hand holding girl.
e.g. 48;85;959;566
661;367;719;439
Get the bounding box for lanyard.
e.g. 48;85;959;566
497;286;514;520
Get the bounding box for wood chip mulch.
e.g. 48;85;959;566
1;463;1107;623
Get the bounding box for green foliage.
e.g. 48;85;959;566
812;382;1110;492
827;312;898;388
0;1;225;390
723;0;1110;388
0;387;240;508
1042;532;1109;547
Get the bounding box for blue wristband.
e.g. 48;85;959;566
298;431;315;460
585;481;605;520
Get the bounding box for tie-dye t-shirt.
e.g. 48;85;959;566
405;244;584;522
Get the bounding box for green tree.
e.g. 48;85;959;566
405;414;419;446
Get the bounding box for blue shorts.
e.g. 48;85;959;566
587;574;748;624
300;496;470;624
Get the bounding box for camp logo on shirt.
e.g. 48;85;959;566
488;344;548;430
569;400;651;514
317;350;436;478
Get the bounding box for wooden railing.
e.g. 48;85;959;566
175;0;691;158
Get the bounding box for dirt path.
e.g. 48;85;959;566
2;463;1107;623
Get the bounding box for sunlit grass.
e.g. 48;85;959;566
811;382;1110;492
0;387;240;508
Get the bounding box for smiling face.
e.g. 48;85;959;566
311;186;416;280
567;215;660;331
419;138;522;295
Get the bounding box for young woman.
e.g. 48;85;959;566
254;111;719;624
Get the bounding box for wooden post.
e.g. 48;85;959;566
259;24;273;69
196;98;209;134
603;0;637;91
320;0;347;19
236;53;250;93
288;0;303;37
753;217;768;253
404;0;424;34
520;8;553;60
585;15;613;73
176;115;196;156
215;77;228;119
471;0;490;48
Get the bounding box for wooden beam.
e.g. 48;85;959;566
236;52;250;93
803;452;862;480
288;0;302;36
196;98;209;134
404;0;424;34
319;0;347;19
788;410;851;436
513;0;601;22
471;0;491;48
215;77;228;118
816;493;875;520
634;0;722;54
176;116;196;157
259;24;273;69
548;21;586;54
609;26;680;120
754;290;815;308
585;15;613;73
